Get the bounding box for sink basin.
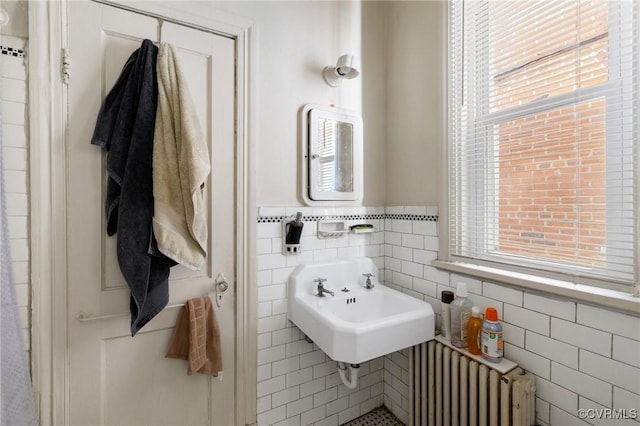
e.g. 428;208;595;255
288;257;435;364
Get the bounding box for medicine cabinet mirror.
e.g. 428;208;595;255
301;104;363;205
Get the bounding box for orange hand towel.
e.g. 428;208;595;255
166;296;222;376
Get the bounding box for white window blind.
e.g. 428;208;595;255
449;0;639;292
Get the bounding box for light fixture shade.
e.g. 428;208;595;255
0;8;10;27
335;55;359;78
323;54;360;87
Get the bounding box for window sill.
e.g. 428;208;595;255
432;260;640;315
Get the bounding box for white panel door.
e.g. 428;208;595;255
66;2;237;425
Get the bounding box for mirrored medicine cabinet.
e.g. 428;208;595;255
301;104;363;205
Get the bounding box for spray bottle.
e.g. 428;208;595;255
481;307;503;363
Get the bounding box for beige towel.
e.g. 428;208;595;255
166;297;222;377
153;43;210;270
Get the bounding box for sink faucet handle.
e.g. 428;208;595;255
362;273;375;289
314;278;327;286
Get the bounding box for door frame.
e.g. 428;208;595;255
28;1;257;424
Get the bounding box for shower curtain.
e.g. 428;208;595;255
0;87;38;425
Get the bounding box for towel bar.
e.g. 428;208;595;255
75;303;184;322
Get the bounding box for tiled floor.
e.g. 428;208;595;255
343;406;405;426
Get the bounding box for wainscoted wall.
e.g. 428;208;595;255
257;205;639;426
383;206;640;426
256;207;387;426
1;35;30;350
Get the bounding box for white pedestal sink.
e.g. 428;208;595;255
288;257;435;364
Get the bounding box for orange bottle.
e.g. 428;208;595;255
467;306;482;355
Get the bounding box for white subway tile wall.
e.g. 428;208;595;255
2;36;30;351
256;207;386;426
383;206;640;426
258;205;640;425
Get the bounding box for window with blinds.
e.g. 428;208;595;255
448;0;638;292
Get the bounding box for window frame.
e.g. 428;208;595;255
441;0;639;298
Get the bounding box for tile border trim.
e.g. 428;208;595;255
386;214;438;221
257;213;437;223
1;46;25;57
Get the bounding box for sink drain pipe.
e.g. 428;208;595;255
337;362;360;389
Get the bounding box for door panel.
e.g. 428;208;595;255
67;2;236;425
102;328;210;426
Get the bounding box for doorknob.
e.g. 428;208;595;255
217;279;229;293
215;273;229;307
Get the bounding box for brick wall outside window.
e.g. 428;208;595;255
497;100;607;265
493;1;609;266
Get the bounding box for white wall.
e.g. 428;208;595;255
210;1;387;207
385;1;444;207
1;11;30;350
360;1;387;207
210;1;444;208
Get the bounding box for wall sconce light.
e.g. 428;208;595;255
323;54;360;87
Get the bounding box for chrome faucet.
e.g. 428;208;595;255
363;273;375;289
315;278;334;297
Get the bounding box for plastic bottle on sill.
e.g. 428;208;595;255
450;283;473;349
440;290;455;340
481;307;503;363
466;306;482;355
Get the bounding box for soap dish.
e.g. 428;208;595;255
317;220;349;239
350;224;375;234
